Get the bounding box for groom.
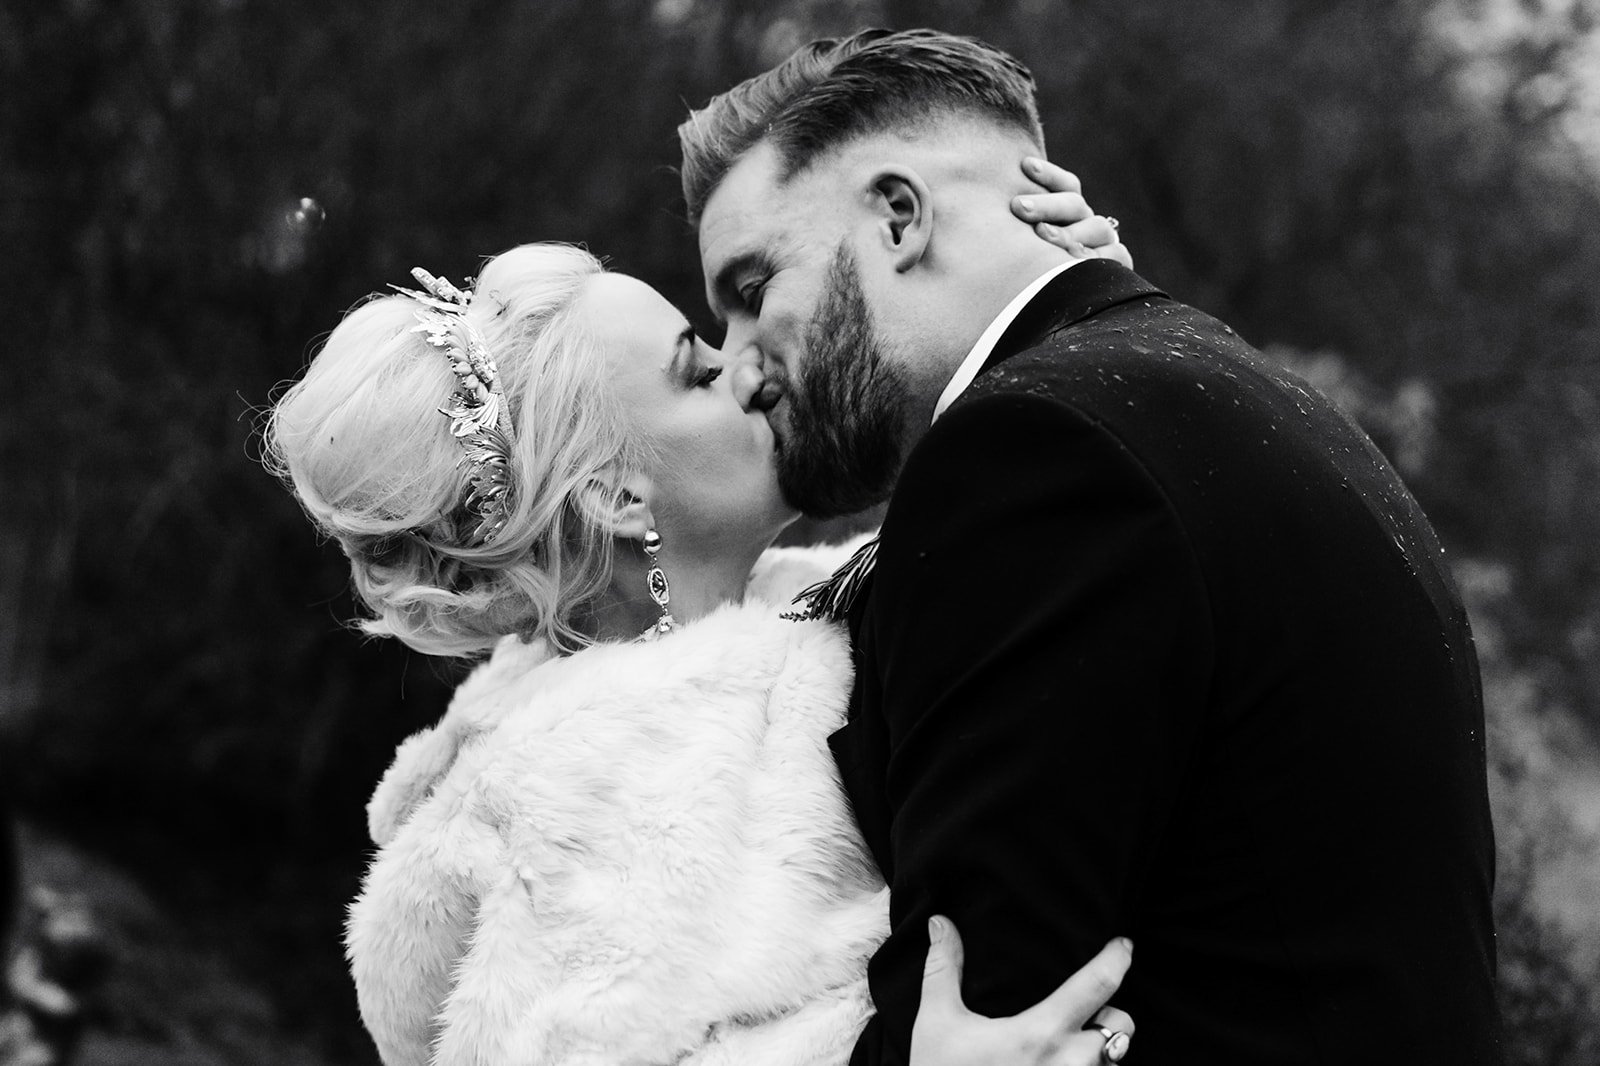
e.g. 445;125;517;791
681;28;1501;1066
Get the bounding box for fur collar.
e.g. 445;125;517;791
367;536;870;848
349;539;886;1066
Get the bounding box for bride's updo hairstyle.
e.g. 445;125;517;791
267;243;645;657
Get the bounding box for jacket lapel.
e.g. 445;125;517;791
828;582;896;873
827;262;1166;870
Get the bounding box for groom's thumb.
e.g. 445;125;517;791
920;915;968;1014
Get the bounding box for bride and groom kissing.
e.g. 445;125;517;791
269;26;1503;1066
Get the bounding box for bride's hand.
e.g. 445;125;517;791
911;916;1135;1066
1011;157;1133;270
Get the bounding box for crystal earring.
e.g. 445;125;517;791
642;529;675;638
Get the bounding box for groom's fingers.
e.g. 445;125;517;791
919;915;970;1018
1023;938;1133;1032
1090;1005;1136;1038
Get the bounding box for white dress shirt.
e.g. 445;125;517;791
930;258;1085;424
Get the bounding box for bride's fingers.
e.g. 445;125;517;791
1033;222;1094;262
1034;217;1133;269
1012;190;1092;228
1021;938;1133;1033
1021;156;1083;195
1094;238;1134;270
1062;215;1119;252
919;916;970;1019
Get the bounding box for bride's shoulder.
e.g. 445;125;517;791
365;599;850;847
746;531;878;607
364;634;555;847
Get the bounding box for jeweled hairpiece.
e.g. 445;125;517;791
389;267;516;546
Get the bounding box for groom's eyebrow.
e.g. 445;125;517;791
708;249;776;325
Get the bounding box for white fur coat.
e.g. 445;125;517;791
348;542;889;1066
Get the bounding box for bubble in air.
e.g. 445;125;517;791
254;196;326;274
289;196;325;232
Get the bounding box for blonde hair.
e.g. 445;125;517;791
266;243;642;656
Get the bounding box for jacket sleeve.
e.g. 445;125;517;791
850;390;1214;1064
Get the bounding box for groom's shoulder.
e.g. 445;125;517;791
952;297;1328;446
926;296;1386;522
965;297;1260;406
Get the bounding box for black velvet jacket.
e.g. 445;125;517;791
835;261;1502;1065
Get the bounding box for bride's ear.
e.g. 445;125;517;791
574;468;655;539
869;166;933;273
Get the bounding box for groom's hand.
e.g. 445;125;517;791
1010;157;1133;270
912;916;1137;1066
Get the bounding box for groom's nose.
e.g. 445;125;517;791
730;350;785;413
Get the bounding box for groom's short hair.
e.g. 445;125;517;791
679;28;1044;225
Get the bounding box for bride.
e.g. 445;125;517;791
266;164;1136;1066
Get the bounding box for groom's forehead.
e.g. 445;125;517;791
700;146;839;260
699;145;816;309
699;145;793;243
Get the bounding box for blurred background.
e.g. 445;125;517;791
1;0;1597;1062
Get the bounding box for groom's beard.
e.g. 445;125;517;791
776;244;910;519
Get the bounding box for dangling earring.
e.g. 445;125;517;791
641;528;675;638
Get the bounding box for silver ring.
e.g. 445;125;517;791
1104;215;1120;231
1096;1027;1130;1063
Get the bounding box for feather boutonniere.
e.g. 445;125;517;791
782;536;880;623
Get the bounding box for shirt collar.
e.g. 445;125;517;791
931;258;1085;423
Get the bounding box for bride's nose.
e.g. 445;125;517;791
729;348;784;413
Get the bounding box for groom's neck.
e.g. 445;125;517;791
909;238;1075;407
967;239;1076;334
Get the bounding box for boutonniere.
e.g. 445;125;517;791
782;536;880;623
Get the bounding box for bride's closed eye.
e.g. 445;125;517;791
673;328;724;389
689;363;724;389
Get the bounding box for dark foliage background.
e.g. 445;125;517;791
1;0;1596;1062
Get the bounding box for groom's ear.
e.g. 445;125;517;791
869;166;932;273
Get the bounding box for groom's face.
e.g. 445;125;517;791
698;144;914;518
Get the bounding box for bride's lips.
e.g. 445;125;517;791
765;408;787;456
752;376;786;412
754;377;789;453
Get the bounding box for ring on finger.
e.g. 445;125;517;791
1104;215;1120;231
1096;1027;1131;1063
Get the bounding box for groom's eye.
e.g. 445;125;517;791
690;365;723;389
739;280;766;314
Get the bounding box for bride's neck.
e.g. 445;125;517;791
585;535;774;644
